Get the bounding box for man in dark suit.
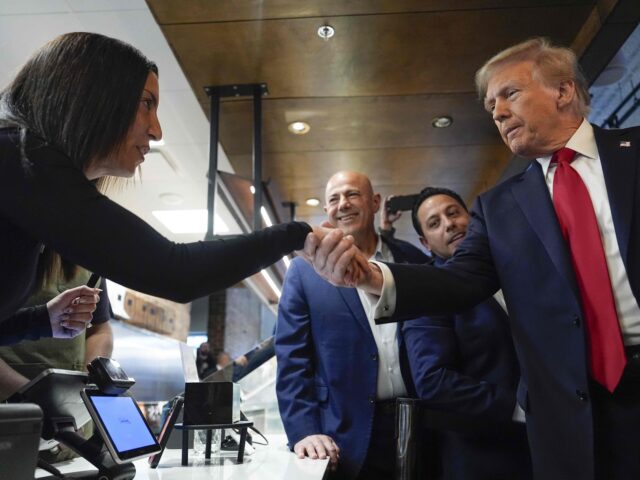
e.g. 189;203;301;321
399;186;531;480
304;38;640;480
275;171;428;479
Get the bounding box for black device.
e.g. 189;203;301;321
81;389;161;464
386;194;419;214
148;396;184;468
15;368;90;439
87;357;136;395
0;403;43;480
183;381;234;425
86;273;101;288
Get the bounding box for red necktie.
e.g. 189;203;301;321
552;147;626;392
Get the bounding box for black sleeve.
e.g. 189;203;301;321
1;141;312;304
0;305;51;346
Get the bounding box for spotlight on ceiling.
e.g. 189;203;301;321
431;116;453;128
317;25;335;40
306;197;321;207
288;121;311;135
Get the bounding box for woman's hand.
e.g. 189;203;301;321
46;285;101;338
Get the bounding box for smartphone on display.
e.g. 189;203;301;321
386;194;418;214
149;396;184;468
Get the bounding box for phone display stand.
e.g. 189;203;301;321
174;420;253;466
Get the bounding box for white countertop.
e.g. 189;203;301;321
36;435;328;480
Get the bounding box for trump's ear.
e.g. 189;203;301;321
556;79;576;111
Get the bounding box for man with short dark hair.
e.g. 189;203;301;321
399;186;530;480
306;38;640;480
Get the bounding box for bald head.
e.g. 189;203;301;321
324;170;380;249
325;171;374;198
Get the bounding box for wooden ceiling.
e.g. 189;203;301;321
147;0;615;241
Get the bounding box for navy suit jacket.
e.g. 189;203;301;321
403;257;531;479
276;236;429;478
383;125;640;480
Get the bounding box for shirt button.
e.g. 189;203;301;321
576;390;588;402
388;367;393;372
572;315;581;327
383;305;390;312
371;353;378;361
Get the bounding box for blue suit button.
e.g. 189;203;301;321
371;353;378;361
368;395;375;404
576;390;588;402
572;315;580;326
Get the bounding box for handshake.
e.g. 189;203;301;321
299;225;384;296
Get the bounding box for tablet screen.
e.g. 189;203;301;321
83;391;159;462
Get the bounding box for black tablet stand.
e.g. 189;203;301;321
175;420;253;466
47;428;135;480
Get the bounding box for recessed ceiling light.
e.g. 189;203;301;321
249;185;256;194
288;121;310;135
317;25;335;40
432;116;453;128
306;197;321;207
159;192;184;206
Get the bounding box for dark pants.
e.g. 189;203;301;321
357;401;397;480
592;346;640;480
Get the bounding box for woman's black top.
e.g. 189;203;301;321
0;127;311;343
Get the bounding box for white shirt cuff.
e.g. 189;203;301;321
512;403;526;423
363;260;397;321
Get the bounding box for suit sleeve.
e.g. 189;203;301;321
402;315;515;424
384;198;500;321
275;261;322;448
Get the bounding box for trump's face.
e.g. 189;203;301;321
484;61;566;158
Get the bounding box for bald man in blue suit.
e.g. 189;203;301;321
275;171;429;479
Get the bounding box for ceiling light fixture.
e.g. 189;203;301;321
260;206;273;227
288;121;310;135
159;192;184;206
306;197;321;207
317;25;335;40
260;269;281;298
431;116;453;128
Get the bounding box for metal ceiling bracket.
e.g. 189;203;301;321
204;83;270;238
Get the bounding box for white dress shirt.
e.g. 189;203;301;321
372;119;640;345
358;236;408;401
537;120;640;344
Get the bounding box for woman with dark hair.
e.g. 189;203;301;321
0;32;317;344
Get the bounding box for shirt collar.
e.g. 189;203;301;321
373;235;393;262
536;119;598;176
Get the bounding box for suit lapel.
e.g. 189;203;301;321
337;287;373;336
594;125;638;265
510;161;579;297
